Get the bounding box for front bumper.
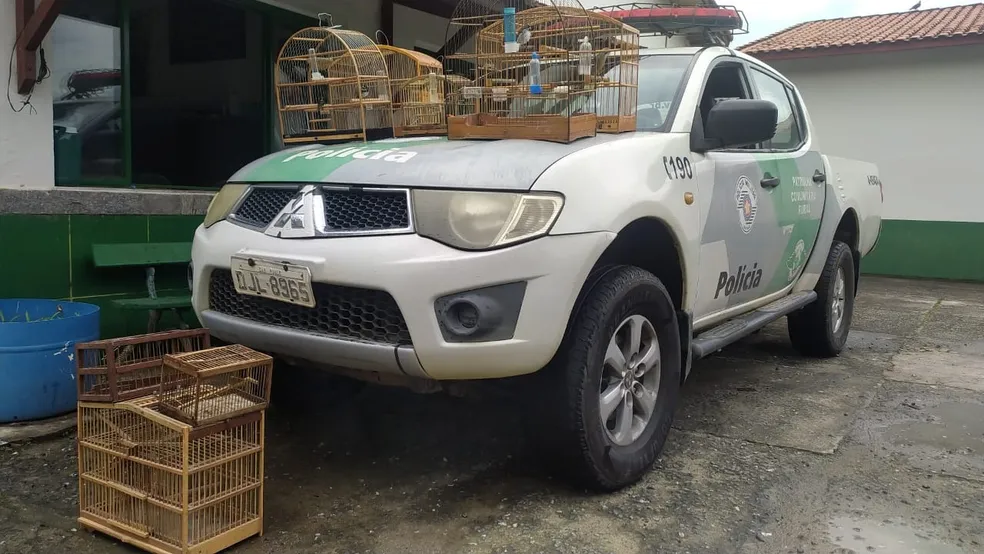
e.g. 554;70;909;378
191;222;614;380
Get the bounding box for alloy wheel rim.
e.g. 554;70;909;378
599;314;661;447
831;267;847;334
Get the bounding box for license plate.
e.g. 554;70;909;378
230;256;315;308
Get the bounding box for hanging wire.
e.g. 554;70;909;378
375;30;391;45
6;26;50;114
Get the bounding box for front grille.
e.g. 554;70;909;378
208;271;412;346
234;187;299;228
323;189;410;232
231;187;410;233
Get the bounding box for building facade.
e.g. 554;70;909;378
741;4;984;282
0;0;420;337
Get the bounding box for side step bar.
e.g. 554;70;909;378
691;291;818;360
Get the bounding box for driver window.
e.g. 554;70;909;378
698;63;751;139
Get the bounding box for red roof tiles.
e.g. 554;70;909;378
740;3;984;59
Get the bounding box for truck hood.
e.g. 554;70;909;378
229;135;631;190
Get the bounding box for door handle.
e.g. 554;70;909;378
813;170;826;184
760;174;780;188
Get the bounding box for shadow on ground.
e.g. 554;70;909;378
1;276;983;554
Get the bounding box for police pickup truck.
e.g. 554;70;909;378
191;46;883;491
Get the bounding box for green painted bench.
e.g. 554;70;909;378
92;242;194;333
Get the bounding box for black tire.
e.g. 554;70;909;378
526;265;681;492
787;240;856;358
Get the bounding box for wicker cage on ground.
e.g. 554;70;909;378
378;45;448;136
157;345;273;427
276;22;395;144
76;329;211;403
77;397;264;554
443;0;605;143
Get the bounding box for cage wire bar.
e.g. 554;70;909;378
574;10;641;133
276;20;395;145
377;45;450;136
76;329;211;403
158;345;273;428
77;397;265;554
443;0;605;143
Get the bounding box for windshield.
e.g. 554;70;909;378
488;53;692;133
614;54;693;131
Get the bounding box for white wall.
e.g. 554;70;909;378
767;44;984;224
0;7;55;189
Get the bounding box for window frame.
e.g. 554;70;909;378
689;54;759;153
745;63;809;153
52;0;314;191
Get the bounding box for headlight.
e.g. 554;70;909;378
413;190;564;250
203;184;248;228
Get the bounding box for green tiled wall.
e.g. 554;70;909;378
0;214;204;339
862;220;984;282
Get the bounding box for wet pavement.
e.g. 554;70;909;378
1;276;983;554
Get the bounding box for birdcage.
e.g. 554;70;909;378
76;329;211;403
378;45;448;136
77;396;264;554
444;74;474;116
157;345;273;427
443;1;602;143
583;12;641;133
275;17;394;145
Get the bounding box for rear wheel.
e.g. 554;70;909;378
787;240;856;357
526;266;681;492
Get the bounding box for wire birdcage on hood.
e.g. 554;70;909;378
378;44;448;136
442;0;603;143
576;11;641;133
275;15;394;144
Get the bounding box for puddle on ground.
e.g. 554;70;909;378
828;516;965;554
884;401;984;453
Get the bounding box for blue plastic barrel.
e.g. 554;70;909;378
0;299;100;423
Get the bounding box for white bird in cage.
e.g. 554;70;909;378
517;26;532;49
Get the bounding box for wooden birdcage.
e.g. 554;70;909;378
76;329;211;403
444;74;474;116
275;20;394;145
157;345;273;427
583;12;641;133
378;45;448;136
77;397;264;554
443;1;601;143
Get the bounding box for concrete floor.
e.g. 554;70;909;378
1;276;982;554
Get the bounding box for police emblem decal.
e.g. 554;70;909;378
735;176;758;234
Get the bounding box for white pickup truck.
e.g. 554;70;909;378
191;46;883;491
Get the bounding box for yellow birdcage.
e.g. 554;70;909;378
585;12;641;133
77;396;265;554
378;45;448;136
275;17;394;144
444;74;474;116
443;0;604;143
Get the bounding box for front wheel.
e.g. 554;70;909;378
526;266;681;492
787;240;856;357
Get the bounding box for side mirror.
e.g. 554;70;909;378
702;99;778;150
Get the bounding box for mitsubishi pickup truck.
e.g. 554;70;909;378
190;46;883;491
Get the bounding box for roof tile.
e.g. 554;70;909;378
740;3;984;56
